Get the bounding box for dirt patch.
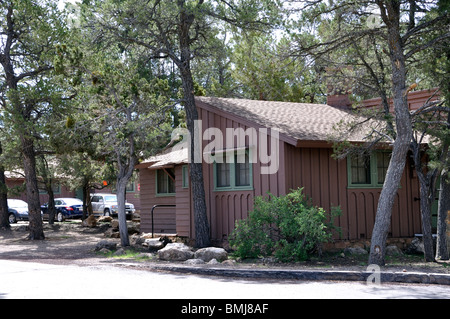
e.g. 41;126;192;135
1;221;449;274
0;221;117;266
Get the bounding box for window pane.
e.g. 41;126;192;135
167;168;175;193
157;169;167;193
182;165;188;188
377;152;390;184
235;153;250;186
351;154;371;184
216;158;230;188
126;181;135;192
157;169;176;194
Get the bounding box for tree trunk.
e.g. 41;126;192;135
180;70;211;248
116;178;130;247
436;167;450;260
177;3;210;248
369;1;411;265
22;136;44;240
418;175;436;261
0;167;8;229
436;114;450;260
116;148;137;247
82;178;90;220
46;185;56;225
411;142;437;262
369;140;410;265
0;142;10;229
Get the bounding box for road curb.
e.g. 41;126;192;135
128;264;450;286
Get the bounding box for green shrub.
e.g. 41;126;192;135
229;188;341;262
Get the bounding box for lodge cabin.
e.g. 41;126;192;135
137;89;440;247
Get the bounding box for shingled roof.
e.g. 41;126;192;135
137;97;385;169
137;147;188;169
195;96;375;146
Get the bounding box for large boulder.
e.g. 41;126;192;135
142;238;166;251
194;247;228;262
111;220;119;230
97;216;113;223
344;246;368;255
184;258;206;265
158;243;194;261
406;237;425;255
95;240;117;252
386;245;403;256
127;223;140;235
81;215;97;228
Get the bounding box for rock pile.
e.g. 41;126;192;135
157;242;229;263
103;219;140;238
132;233;230;264
92;218;229;263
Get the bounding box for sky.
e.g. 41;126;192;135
58;0;80;11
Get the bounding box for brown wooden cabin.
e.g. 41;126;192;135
137;90;439;246
5;171;78;204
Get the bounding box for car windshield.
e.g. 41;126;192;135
62;199;83;206
105;196;117;202
7;200;28;209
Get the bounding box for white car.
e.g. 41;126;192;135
90;193;135;218
7;199;29;223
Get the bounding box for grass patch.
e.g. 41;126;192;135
96;247;155;261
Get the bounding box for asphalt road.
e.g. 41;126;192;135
0;260;449;300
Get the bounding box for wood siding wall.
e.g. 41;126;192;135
197;101;286;241
139;168;177;234
175;165;192;237
284;144;422;240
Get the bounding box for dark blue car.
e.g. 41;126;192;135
41;198;84;222
7;199;29;223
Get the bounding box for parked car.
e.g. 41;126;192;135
41;198;84;222
90;193;135;218
7;199;29;223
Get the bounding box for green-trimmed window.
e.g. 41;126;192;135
376;152;390;184
214;150;253;191
235;153;251;187
156;168;175;195
347;151;391;188
182;165;189;188
350;153;371;185
126;181;135;193
216;155;231;188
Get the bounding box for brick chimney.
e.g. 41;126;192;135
326;67;353;109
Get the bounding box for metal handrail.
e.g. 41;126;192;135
150;204;176;238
